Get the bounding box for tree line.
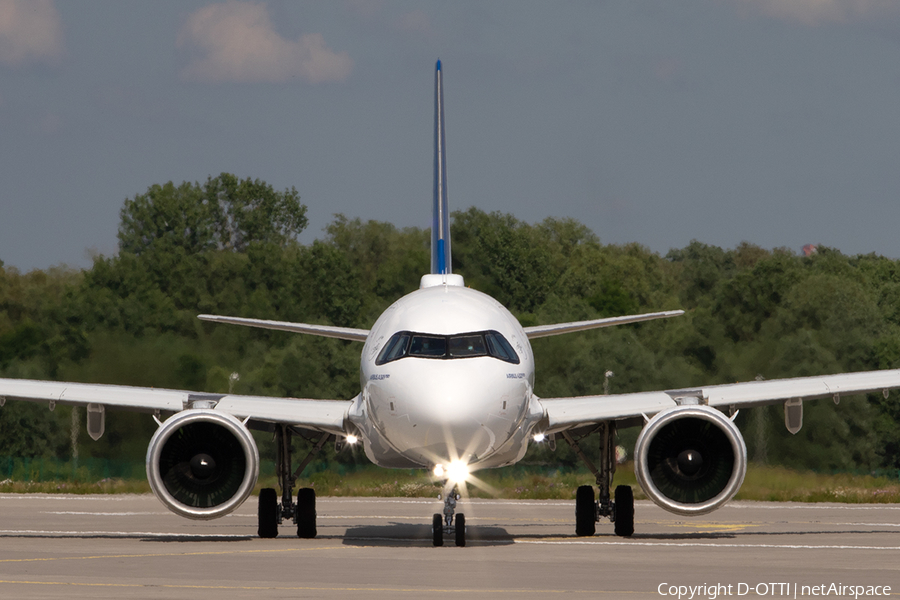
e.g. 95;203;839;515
2;173;900;474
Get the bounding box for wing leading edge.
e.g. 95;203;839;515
198;314;369;342
0;378;353;435
523;310;684;339
538;368;900;432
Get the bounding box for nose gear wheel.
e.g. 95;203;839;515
431;485;466;547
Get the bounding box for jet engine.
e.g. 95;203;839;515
634;405;746;516
146;409;259;520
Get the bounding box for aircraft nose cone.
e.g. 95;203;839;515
369;359;526;466
414;376;514;462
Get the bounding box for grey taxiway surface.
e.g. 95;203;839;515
1;493;898;598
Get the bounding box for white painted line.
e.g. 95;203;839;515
43;511;166;516
0;494;149;501
321;498;572;507
319;499;441;505
318;515;438;520
725;502;900;510
830;522;900;527
0;529;251;538
39;511;449;520
516;540;900;550
4;529;899;549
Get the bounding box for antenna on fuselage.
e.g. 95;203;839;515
432;59;451;275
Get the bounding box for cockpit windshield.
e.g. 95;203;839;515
448;335;486;357
410;335;446;357
376;330;520;365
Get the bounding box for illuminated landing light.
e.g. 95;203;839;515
346;434;358;445
446;460;469;484
433;461;469;483
533;432;546;443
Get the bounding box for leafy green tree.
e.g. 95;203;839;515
118;173;307;256
301;242;362;328
0;402;70;459
7;187;900;474
324;215;429;320
452;208;553;313
713;250;802;342
667;240;735;308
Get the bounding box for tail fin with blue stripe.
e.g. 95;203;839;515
431;60;451;275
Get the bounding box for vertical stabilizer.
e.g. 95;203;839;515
432;60;451;275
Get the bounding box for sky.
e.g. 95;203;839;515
1;0;899;271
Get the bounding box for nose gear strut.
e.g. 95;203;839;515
432;484;466;546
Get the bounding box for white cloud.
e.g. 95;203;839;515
0;0;63;67
178;1;352;84
734;0;899;26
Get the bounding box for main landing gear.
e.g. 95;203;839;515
432;486;466;547
563;421;634;537
258;425;328;538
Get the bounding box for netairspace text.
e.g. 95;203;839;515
657;582;892;599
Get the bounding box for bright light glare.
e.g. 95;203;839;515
433;464;445;478
533;432;546;443
346;434;358;445
446;460;469;483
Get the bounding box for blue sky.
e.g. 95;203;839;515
1;0;899;271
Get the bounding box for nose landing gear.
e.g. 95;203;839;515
432;486;466;547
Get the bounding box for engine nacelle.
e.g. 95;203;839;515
634;405;746;516
146;409;259;520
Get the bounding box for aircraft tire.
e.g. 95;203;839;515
432;513;443;546
614;485;634;537
296;488;317;538
258;488;278;539
575;485;596;536
455;513;466;547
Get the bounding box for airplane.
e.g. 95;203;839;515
3;60;900;547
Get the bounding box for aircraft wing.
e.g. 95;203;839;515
198;314;369;342
539;368;900;432
0;378;353;435
523;310;684;339
199;309;683;343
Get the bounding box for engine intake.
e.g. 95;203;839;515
146;409;259;520
634;405;746;516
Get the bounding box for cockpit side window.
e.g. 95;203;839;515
375;330;520;365
375;332;410;365
485;332;518;363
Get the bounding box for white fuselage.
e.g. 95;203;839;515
349;276;543;471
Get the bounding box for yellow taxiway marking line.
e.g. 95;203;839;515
0;546;343;563
517;539;900;551
661;522;759;532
